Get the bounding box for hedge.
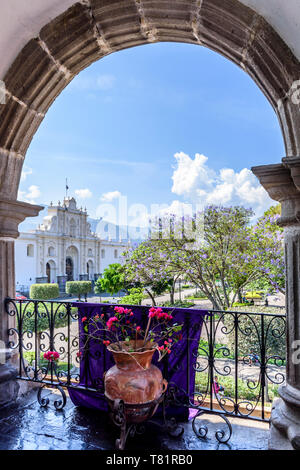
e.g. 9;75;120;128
195;371;280;402
30;283;59;300
66;281;92;300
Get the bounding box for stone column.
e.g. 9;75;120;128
0;198;42;407
252;159;300;450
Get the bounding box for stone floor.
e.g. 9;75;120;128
0;388;270;451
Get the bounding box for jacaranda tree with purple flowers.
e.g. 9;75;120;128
123;205;284;310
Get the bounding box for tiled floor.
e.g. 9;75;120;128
0;389;269;451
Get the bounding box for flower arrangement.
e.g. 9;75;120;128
81;306;183;360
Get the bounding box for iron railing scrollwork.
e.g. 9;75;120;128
5;298;286;430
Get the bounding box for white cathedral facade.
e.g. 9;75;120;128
15;197;128;293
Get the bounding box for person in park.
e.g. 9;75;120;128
248;350;259;366
212;376;224;400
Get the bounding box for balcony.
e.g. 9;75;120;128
1;299;285;450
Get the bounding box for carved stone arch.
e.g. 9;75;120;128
0;0;300;202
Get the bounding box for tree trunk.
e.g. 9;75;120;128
146;289;156;306
170;281;175;304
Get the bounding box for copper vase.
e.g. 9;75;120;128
104;340;167;423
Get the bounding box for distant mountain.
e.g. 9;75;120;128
88;217;148;243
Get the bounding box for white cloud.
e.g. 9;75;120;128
171;152;272;216
100;190;122;202
75;188;92;199
172;152;215;196
155;200;194;218
18;185;41;204
20;166;33;182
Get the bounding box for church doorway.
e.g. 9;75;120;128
46;262;51;283
46;260;56;283
87;260;94;281
66;257;74;281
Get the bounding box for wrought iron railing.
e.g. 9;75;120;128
5;299;286;426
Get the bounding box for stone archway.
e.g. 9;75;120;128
66;245;79;280
66;256;74;281
0;0;300;206
46;259;56;283
0;0;300;448
87;259;94;280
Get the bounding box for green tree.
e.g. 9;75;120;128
94;263;126;297
121;288;144;305
66;281;92;301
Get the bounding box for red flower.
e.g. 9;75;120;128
94;314;99;320
103;340;110;347
81;317;87;323
43;350;60;362
136;326;141;332
76;351;82;358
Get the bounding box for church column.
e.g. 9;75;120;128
252;159;300;450
0;199;42;406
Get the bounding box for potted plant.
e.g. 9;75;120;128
81;306;183;422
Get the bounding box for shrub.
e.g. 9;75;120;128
159;300;195;308
195;372;280;403
30;283;59;300
121;288;144;305
245;291;263;299
225;310;286;361
66;281;92;301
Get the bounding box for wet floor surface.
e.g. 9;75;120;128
0;389;269;451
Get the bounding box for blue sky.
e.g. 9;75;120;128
19;42;284;227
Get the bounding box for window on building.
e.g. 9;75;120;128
48;246;55;257
27;244;34;257
101;249;105;259
114;249;118;259
70;219;76;237
88;248;93;257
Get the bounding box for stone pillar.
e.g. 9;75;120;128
252;159;300;450
0;198;42;407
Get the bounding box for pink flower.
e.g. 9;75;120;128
106;316;118;330
81;317;87;323
136;326;141;332
43;350;60;362
114;306;125;314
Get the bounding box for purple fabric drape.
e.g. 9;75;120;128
68;303;208;421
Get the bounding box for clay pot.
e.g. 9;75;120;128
104;340;167;423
